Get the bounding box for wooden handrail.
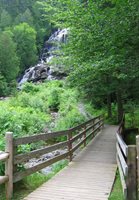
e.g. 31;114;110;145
14;141;68;165
0;176;9;184
12;115;103;182
116;114;137;200
117;113;125;135
13;116;101;146
0;152;9;162
1;115;104;200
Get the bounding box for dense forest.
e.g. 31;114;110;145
0;0;54;95
0;0;139;123
0;0;139;199
40;0;139;122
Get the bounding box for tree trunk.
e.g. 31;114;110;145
117;89;124;123
107;94;112;118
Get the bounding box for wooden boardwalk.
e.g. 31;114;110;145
24;125;117;200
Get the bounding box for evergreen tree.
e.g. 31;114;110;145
13;22;38;72
0;30;19;82
15;8;34;26
0;9;12;29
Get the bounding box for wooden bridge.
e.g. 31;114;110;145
24;125;117;200
0;115;139;200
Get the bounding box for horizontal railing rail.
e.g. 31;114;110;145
0;151;9;185
0;115;104;199
116;114;137;200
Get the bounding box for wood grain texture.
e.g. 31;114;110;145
117;143;128;176
0;176;8;184
5;132;14;200
117;156;127;197
14;141;68;165
0;152;9;162
14;116;101;146
117;133;128;157
126;145;137;200
24;125;117;200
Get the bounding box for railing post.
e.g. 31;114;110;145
84;125;86;147
67;132;72;162
5;132;13;200
101;115;104;128
136;136;139;200
126;145;137;200
98;115;101;131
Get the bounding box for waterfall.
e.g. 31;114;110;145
18;29;68;88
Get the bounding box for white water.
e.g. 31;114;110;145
18;29;68;88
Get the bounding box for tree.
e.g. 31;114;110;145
15;8;34;26
0;30;19;96
41;0;139;122
0;9;12;29
0;30;19;82
13;22;38;72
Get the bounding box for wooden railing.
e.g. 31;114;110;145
0;133;13;199
0;115;103;199
117;115;137;200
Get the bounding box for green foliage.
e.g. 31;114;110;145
0;74;8;96
13;23;38;72
0;30;19;81
124;103;139;128
0;81;89;173
109;171;124;200
0;0;55;96
0;30;19;96
0;9;12;29
41;0;139;122
15;8;34;26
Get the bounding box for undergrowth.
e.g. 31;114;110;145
109;171;124;200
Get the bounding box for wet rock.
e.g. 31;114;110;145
18;29;69;88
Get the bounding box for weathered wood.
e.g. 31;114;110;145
71;120;101;144
71;123;103;153
23;125;117;200
117;156;127;197
0;176;9;184
126;145;137;200
136;136;139;200
14;152;69;183
116;144;128;176
84;125;86;147
13;146;18;173
14;130;69;146
71;116;99;132
14;116;101;146
117;114;125;139
117;133;128;157
0;152;9;162
5;132;13;200
14;141;68;165
68;132;72;162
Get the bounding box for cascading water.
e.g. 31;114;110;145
18;29;68;88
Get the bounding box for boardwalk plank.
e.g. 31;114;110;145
24;125;117;200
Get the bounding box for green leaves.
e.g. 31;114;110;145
13;22;38;72
0;30;19;83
